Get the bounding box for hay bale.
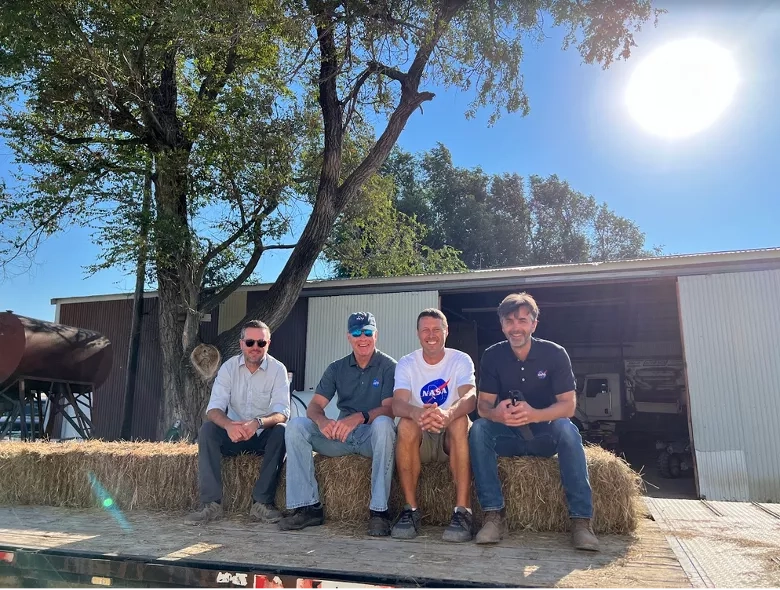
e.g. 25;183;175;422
0;441;640;533
0;440;200;511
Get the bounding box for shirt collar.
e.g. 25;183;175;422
238;354;269;371
505;338;538;361
526;338;539;360
349;350;377;367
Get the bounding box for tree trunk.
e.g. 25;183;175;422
153;149;209;440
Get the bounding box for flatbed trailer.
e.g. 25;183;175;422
0;506;690;588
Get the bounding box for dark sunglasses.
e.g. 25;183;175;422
242;339;268;348
350;329;374;338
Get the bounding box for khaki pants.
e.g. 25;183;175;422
419;418;471;464
420;430;449;464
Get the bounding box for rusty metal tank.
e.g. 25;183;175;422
0;311;113;390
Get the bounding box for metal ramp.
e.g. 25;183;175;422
645;497;780;588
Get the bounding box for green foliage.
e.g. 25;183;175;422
328;143;659;272
0;0;302;290
323;173;466;278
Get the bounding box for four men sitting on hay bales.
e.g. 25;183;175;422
187;294;599;551
186;320;290;525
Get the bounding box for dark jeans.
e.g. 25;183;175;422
197;420;286;505
468;417;593;519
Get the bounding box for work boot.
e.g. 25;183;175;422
571;518;600;551
367;510;392;537
185;501;223;525
442;506;474;543
391;505;422;540
250;502;282;524
475;509;506;544
278;503;324;531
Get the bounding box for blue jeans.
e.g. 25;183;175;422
469;417;593;519
284;416;396;512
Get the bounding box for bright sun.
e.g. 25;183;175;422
625;38;739;139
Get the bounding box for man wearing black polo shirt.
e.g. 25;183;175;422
279;311;397;536
469;293;599;551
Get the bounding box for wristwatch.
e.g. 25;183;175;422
362;411;370;424
255;416;264;429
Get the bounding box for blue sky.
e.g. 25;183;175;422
2;2;779;322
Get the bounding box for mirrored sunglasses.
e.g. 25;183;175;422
242;339;268;348
350;329;375;338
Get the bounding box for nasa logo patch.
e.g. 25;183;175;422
537;370;547;379
420;379;450;406
372;378;380;387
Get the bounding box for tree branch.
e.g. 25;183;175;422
337;1;467;203
263;243;297;250
197;30;240;103
199;236;265;314
200;201;266;270
369;61;407;83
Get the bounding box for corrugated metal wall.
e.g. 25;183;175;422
59;298;220;440
678;269;780;502
246;293;308;392
59;298;163;440
218;291;247;334
304;291;439;392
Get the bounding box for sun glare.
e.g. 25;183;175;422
625;38;739;139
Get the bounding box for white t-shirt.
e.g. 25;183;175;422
394;348;476;410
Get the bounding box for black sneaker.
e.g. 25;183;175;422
442;506;474;543
391;505;422;540
367;510;392;537
278;504;324;531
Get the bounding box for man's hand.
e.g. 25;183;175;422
318;418;337;439
226;421;251;443
418;403;452;434
240;419;260;440
494;398;538;427
333;413;364;442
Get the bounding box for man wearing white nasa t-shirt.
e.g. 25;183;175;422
391;308;477;543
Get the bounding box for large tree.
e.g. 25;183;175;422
1;0;662;437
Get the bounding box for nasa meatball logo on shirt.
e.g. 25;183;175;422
420;378;450;406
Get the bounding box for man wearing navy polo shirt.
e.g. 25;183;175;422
469;293;599;551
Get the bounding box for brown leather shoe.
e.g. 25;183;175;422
475;509;507;544
571;518;600;551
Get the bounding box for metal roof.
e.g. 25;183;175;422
51;247;780;305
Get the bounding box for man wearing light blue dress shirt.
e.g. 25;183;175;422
186;320;290;525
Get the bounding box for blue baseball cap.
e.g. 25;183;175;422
347;311;376;332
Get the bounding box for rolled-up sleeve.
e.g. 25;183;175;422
270;364;291;419
206;361;233;415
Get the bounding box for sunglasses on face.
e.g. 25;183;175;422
242;339;268;348
350;329;374;338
